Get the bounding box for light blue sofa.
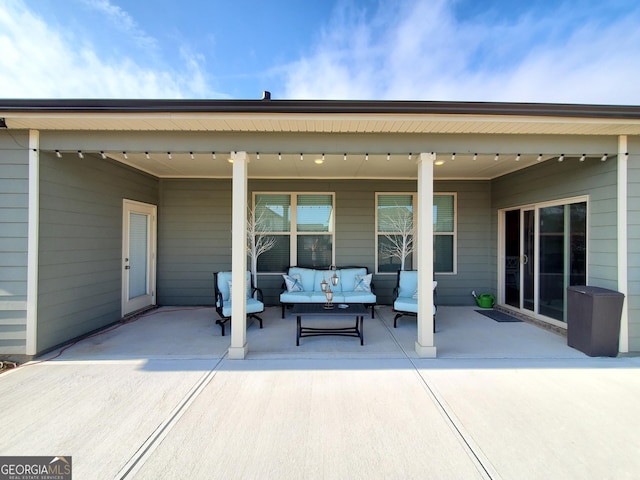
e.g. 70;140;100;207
392;270;437;331
280;266;376;318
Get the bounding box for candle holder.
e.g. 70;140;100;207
324;286;334;309
330;265;339;288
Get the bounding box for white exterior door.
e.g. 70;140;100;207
122;199;157;316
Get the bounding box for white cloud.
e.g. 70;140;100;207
3;0;639;103
283;0;640;104
80;0;157;51
0;0;218;98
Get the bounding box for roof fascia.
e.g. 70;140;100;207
1;99;640;120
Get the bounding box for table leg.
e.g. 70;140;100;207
359;315;364;345
296;315;301;346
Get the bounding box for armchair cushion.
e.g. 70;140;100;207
397;270;418;298
216;271;232;302
213;270;264;336
216;271;252;303
393;270;437;315
221;298;265;317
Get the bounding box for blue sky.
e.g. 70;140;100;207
1;0;640;103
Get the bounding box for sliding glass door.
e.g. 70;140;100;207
502;199;587;324
504;208;535;312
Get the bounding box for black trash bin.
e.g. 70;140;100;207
567;285;624;357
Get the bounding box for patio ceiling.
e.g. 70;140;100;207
99;150;565;180
3;98;638;179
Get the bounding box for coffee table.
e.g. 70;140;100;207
291;303;367;346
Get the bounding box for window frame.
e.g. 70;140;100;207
375;192;457;275
252;192;336;274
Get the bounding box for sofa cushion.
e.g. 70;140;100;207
314;270;333;292
339;268;368;292
280;291;315;303
281;291;348;303
280;267;376;306
342;291;376;303
288;267;316;292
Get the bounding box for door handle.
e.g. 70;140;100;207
522;254;529;265
125;266;130;270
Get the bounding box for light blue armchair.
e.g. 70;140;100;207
392;270;437;332
213;271;264;336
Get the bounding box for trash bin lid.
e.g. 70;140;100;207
567;285;624;297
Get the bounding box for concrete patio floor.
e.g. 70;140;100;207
1;306;639;479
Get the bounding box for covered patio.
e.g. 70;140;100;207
2;99;638;361
49;305;586;361
6;303;640;480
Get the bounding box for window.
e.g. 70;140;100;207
433;194;456;273
254;193;334;272
376;193;456;274
377;194;414;272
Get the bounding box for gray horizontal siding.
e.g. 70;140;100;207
492;156;621;323
157;178;494;307
37;151;158;354
157;179;232;305
438;180;492;306
495;156;618;287
0;132;29;354
627;138;640;351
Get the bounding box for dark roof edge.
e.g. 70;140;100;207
1;99;640;119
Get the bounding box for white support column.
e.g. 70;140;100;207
228;151;249;359
415;152;437;358
617;136;629;353
26;130;39;355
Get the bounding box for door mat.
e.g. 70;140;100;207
475;309;522;322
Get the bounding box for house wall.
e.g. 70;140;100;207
627;136;640;351
36;152;159;354
491;156;620;314
0;132;29;354
157;178;232;305
156;178;492;307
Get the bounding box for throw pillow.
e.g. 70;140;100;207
283;274;304;292
354;273;372;292
412;289;418;299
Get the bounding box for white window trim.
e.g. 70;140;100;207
253;192;336;273
435;192;457;276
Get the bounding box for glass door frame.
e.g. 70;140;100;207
498;195;589;328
